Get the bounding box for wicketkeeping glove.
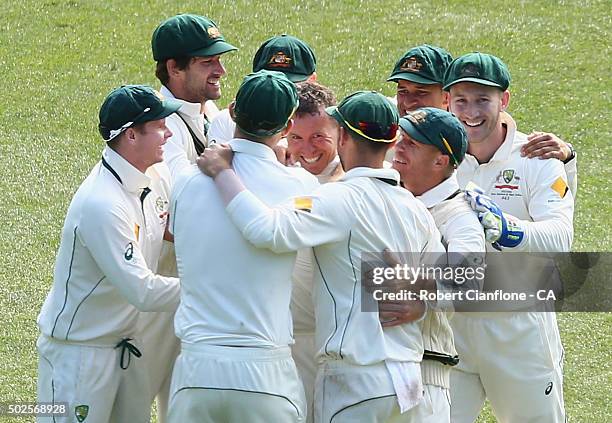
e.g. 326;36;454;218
464;188;525;249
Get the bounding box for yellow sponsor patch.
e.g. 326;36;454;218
551;177;569;198
134;223;140;240
294;196;312;212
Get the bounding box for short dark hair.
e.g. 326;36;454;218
295;81;336;116
155;56;192;85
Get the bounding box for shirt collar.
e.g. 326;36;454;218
228;139;279;161
160;85;201;118
102;146;151;194
490;112;517;161
417;173;460;209
340;166;401;185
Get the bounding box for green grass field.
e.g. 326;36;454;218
1;0;610;421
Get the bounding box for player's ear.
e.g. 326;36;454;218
166;58;185;79
434;152;449;169
501;90;510;111
280;119;294;137
228;101;237;122
442;91;450;111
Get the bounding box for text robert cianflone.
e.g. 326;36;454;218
371;289;557;302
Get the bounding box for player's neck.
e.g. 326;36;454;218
468;122;507;164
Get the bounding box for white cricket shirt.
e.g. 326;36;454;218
38;147;180;346
456;112;574;253
170;139;319;348
226;167;444;365
160;86;208;180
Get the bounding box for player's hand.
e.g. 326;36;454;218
464;189;525;249
377;249;427;327
160;211;174;242
197;144;234;178
521;132;571;162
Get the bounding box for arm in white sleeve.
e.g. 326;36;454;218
564;153;578;198
226;184;353;253
79;203;180;312
515;158;574;252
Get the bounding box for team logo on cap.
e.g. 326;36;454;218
207;26;221;39
268;51;293;68
400;56;423;72
407;109;428;124
461;63;480;77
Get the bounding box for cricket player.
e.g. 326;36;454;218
392;107;487;423
444;53;574;422
36;85;182;423
167;70;317;422
283;81;340;423
199;91;446;422
152;14;238;178
388;45;578;196
208;34;317;146
145;14;238;421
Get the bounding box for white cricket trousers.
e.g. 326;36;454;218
168;343;307;423
36;334;150;423
315;360;438;423
450;312;565;423
293;331;316;423
136;310;180;423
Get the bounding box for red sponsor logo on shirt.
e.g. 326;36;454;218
494;184;519;190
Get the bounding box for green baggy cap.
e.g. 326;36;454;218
98;85;181;142
388;45;453;85
233;70;299;137
326;91;399;143
399;107;468;166
443;52;511;91
252;34;316;82
152;14;237;61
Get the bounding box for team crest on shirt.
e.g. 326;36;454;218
155;196;168;213
75;405;89;422
491;169;522;200
494;169;520;190
268;52;292;68
207;26;221;39
400;56;422;73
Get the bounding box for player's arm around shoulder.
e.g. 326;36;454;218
521;131;578;197
78;195;180;312
521;156;574;252
227;179;356;253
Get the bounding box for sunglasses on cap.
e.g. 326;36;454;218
336;109;399;143
102;107;151;142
